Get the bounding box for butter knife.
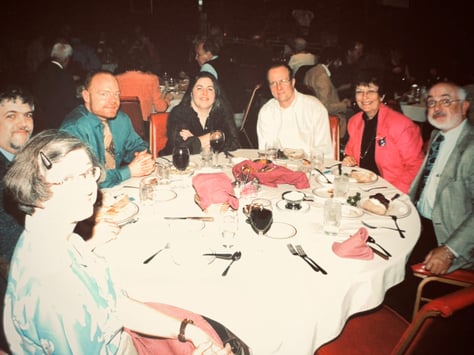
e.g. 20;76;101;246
369;246;389;260
202;253;233;259
164;217;214;222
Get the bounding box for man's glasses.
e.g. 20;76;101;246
269;79;291;88
426;98;462;108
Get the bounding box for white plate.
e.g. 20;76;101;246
99;202;139;226
154;188;177;202
347;168;378;184
276;200;310;213
358;198;411;218
313;186;334;198
265;222;297;239
341;205;363;218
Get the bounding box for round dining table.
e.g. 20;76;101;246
95;149;421;355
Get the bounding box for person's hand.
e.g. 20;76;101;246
423;246;454;275
129;150;155;177
179;129;194;141
192;342;233;355
342;155;357;167
87;219;121;250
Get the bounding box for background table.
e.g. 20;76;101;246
400;103;427;123
95;149;421;354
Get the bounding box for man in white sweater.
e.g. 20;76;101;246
257;63;333;158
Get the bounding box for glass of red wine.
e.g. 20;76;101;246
249;198;273;236
172;146;190;171
209;130;225;167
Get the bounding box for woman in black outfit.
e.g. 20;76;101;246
160;72;240;156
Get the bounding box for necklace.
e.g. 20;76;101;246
360;136;376;160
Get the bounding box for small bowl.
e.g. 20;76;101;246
281;190;306;210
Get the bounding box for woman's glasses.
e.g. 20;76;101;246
48;166;101;186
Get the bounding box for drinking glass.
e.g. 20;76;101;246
200;145;212;168
323;199;341;236
209;130;225;167
139;176;158;207
265;141;278;160
249;198;273;236
311;148;324;171
220;210;238;248
172;146;190;171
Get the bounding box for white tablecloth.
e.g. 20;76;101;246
95;149;421;354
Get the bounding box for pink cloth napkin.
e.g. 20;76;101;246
125;302;223;354
332;227;374;260
232;160;309;189
192;173;239;210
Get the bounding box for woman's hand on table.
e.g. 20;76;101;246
180;129;194;141
129;150;155;177
342;155;357;167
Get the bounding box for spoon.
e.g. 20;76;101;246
222;251;241;276
361;220;405;232
314;168;332;184
367;236;392;257
143;242;170;264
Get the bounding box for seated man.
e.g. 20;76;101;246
61;71;155;188
409;82;473;274
256;63;333;157
303;46;352;138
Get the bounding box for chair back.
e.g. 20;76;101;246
393;285;474;354
120;96;146;140
239;83;261;148
329;115;340;160
149;112;169;159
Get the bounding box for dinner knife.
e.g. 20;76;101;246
369;246;390;260
202;253;234;259
164;216;214;222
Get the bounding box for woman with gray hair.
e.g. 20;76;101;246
3;130;234;354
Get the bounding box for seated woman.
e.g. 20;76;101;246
160;72;240;156
3;130;236;354
342;73;425;193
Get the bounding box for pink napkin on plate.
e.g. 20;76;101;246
232;160;309;189
192;173;239;210
332;227;374;260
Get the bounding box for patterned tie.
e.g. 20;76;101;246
102;120;116;169
414;133;445;203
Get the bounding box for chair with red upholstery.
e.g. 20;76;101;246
149;112;169;159
329;115;340;160
120;96;146;140
411;263;474;319
315;285;474;355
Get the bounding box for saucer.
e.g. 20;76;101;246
276;200;310;213
265;222;297;239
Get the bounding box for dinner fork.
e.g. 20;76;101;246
390;215;406;239
360;186;387;192
295;245;328;275
361;220;405;232
287;244;319;273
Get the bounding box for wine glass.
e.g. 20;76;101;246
209;130;225;167
249;198;273;236
172;146;190;171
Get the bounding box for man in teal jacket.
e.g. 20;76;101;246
61;71;155;188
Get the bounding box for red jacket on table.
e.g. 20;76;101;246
116;70;168;121
345;103;425;193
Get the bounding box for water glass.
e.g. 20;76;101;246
323;199;341;236
156;161;170;184
311;148;324;171
265;142;278;160
220;210;238;248
200;146;212;168
139;176;158;207
333;175;349;200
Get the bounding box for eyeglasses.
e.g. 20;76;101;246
48;166;101;186
269;79;291;88
426;98;462;108
355;89;378;96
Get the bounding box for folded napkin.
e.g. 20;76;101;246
332;227;374;260
125;302;222;354
232;160;309;189
192;173;239;211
